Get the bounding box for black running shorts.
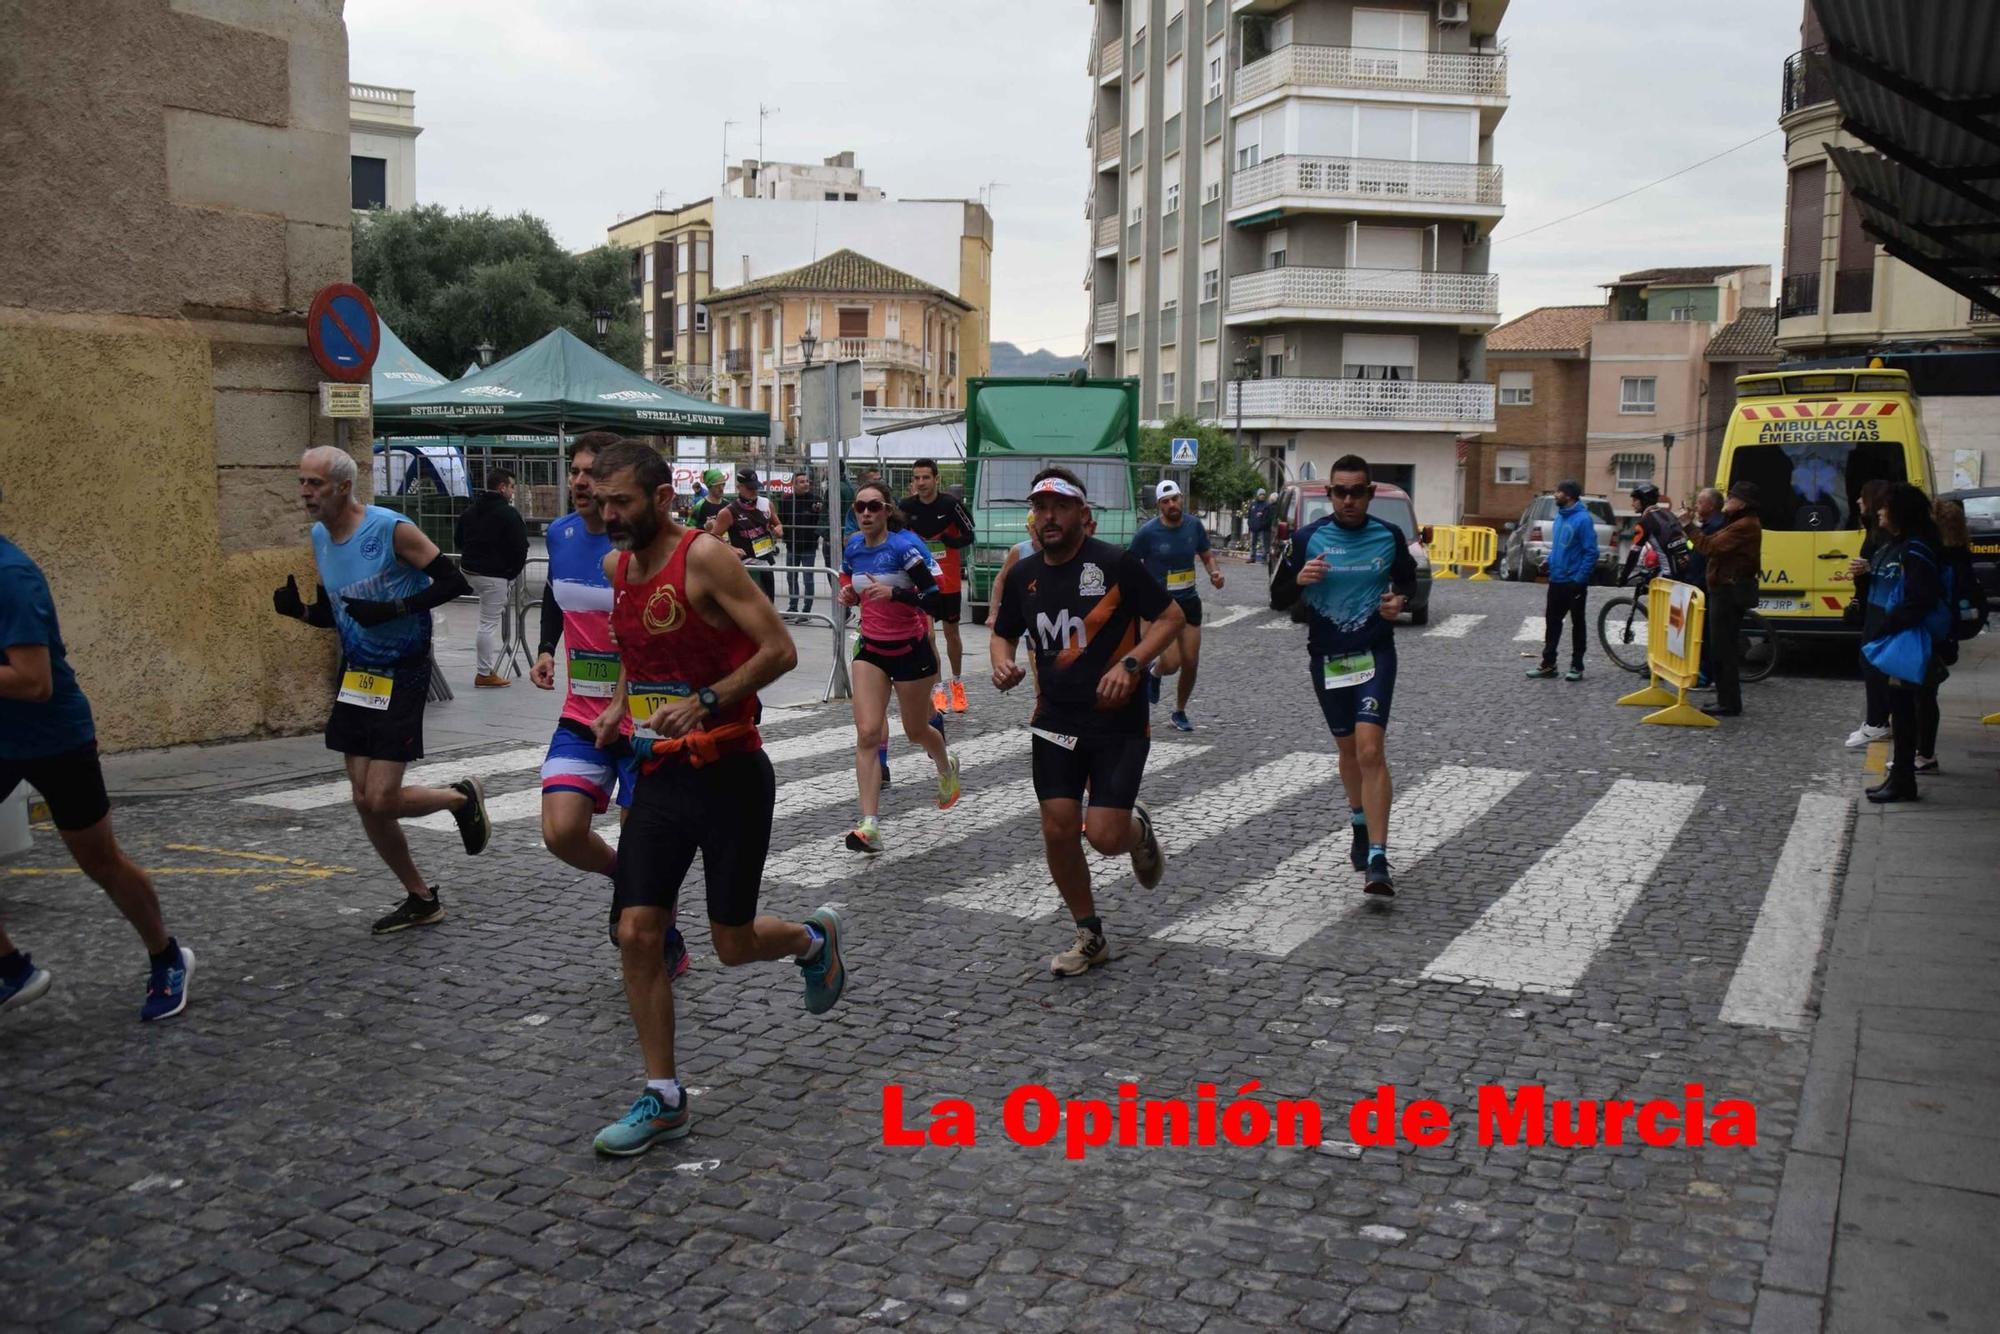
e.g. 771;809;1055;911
935;592;962;623
615;748;774;927
1029;729;1149;811
0;741;111;832
1173;595;1203;628
324;660;429;764
854;635;940;684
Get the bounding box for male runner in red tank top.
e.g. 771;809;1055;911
583;439;849;1157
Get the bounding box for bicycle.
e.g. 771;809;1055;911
1597;575;1778;683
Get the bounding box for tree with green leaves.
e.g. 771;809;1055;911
1137;415;1267;513
352;206;642;375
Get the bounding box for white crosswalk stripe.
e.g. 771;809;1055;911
930;750;1333;919
1514;615;1544;642
1203;605;1259;630
1719;791;1854;1030
762;743;1210;889
237;746;549;811
1424;613;1486;639
763;719;878;764
405;728;1034;834
1421;778;1703;995
1152;765;1531;955
1259;617;1301;632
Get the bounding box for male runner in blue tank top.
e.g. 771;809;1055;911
1275;454;1415;897
273;446;492;934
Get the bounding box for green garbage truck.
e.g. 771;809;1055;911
962;375;1142;624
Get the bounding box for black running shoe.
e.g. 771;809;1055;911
1349;822;1369;872
450;778;490;856
1363;854;1396;898
373;887;445;934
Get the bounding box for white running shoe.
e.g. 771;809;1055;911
1845;724;1889;748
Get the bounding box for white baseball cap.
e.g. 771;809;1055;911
1155;479;1183;500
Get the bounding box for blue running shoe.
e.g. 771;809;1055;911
800;905;847;1015
140;943;193;1022
1363;854;1396;898
593;1086;691;1156
1169;710;1194;733
0;955;52;1014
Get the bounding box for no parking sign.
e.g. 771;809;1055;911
306;283;381;383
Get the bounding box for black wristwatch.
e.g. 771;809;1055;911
696;687;721;716
1120;655;1142;675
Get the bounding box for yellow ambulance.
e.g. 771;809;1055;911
1716;367;1936;637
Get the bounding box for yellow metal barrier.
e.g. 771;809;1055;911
1430;525;1462;579
1615;578;1716;728
1456;526;1497;581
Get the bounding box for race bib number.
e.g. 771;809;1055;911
1165;567;1196;592
926;538;949;556
1320;652;1376;690
1030;726;1079;751
751;535;775;558
337;668;394;711
628;680;690;739
567;648;621;698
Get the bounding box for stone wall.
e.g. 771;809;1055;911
0;0;355;750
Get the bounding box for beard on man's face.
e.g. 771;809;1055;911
605;504;659;551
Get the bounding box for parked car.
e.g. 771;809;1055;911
1941;486;2000;600
1498;494;1619;584
1264;481;1433;624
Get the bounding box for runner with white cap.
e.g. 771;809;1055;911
1126;478;1223;732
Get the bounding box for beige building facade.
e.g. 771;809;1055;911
703;251;970;447
0;0;357;749
348;81;420;211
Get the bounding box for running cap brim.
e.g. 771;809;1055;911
1030;478;1086;500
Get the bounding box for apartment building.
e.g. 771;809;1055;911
1778;1;2000;490
608;153;992;404
1084;0;1506;523
349;83;419;211
703;250;969;447
1585;265;1770;513
1465;305;1593;529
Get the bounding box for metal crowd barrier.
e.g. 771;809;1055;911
1427;525;1498;581
1616;578;1715;728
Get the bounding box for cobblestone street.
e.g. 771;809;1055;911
2;578;1874;1332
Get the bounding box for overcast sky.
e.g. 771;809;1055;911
349;0;1804;353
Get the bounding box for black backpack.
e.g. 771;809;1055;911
1947;549;1989;643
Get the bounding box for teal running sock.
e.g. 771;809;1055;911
1368;842;1387;861
1350;807;1367;827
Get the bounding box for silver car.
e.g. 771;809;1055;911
1499;494;1619;584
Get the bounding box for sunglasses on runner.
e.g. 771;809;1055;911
1331;484;1374;499
851;499;886;514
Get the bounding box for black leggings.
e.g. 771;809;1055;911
1917;673;1945;758
1869;666;1919;782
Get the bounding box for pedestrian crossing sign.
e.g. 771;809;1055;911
1171;437;1199;466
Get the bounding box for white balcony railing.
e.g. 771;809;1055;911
349;82;413;106
778;338;931;370
1094;302;1119;340
1226;377;1496;425
1226;266;1499;319
1099;39;1124;80
1233;45;1508;106
1098;126;1123;163
1231;155;1503;212
1096;214;1121;249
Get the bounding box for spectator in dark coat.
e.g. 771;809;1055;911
455;469;529;688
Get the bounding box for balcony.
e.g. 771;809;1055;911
1780;46;1833;118
1097;125;1122;168
1098;39;1123;84
1095;302;1119;344
723;348;749;374
1230;155;1504;220
776;338;931;371
1225;377;1496;432
1096;214;1120;252
1780;271;1820;318
1224;266;1500;327
1233;44;1508;116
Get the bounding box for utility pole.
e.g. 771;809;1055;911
1661;432;1675;504
757;103;780;185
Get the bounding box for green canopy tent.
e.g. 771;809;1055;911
372;326;769;441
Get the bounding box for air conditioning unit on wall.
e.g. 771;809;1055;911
1437;1;1470;25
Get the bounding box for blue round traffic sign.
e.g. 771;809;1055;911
307;283;381;383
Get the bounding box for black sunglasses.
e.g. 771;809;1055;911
851;499;886;514
1331;484;1374;500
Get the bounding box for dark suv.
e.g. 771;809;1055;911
1263;481;1433;624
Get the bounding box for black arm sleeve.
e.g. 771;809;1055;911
400;554;471;614
890;554;946;617
537;580;562;657
949;499;977;548
304;582;336;629
1390;530;1418;600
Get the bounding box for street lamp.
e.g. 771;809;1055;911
798;327;818;367
1231;354;1252;454
592;308;611;342
474;338;495;368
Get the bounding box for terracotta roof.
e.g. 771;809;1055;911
1705;306;1778;360
1485;304;1599;353
705;248;971;308
1611;265;1756;286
